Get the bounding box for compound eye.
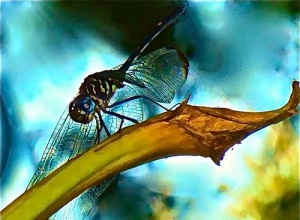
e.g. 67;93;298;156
68;95;96;124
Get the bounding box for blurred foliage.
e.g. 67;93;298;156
96;175;192;220
148;195;178;220
51;1;187;57
253;1;300;15
228;120;299;220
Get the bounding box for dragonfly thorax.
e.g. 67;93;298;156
80;72;124;103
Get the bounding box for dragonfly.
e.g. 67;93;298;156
26;4;189;220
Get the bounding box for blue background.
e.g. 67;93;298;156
1;1;299;219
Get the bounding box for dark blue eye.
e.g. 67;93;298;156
69;95;96;124
77;96;96;113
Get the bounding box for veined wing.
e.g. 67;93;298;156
50;178;115;220
27;108;98;189
124;47;189;103
26;108;115;220
103;84;144;135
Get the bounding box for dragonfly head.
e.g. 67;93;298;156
69;95;96;124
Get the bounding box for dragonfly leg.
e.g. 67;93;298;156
107;95;169;111
118;118;125;133
169;103;181;110
102;109;139;131
94;112;111;144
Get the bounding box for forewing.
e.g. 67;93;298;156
124;47;189;103
27;107;97;188
27;107;114;220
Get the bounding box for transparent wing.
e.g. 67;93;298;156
124;47;189;103
103;84;144;135
50;179;115;220
27;107;115;220
26;108;98;188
